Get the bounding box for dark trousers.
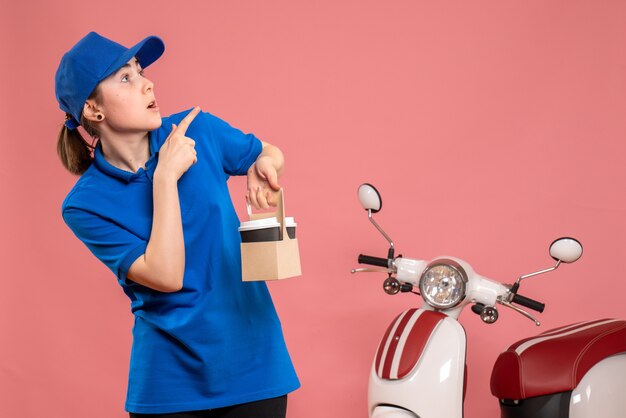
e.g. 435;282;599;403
129;395;288;418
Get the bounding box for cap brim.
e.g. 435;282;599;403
100;35;165;81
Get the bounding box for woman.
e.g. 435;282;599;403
55;32;299;417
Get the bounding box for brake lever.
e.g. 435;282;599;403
497;297;541;326
351;267;391;274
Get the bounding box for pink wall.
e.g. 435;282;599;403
2;1;625;417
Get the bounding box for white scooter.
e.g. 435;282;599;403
351;183;626;418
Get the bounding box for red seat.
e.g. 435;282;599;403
490;319;626;400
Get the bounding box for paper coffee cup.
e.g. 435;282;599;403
239;217;281;242
285;217;297;239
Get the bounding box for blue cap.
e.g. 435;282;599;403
55;32;165;130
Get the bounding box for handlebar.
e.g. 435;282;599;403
512;293;545;313
358;254;390;268
356;253;547;317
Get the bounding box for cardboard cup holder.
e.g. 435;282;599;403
240;189;301;281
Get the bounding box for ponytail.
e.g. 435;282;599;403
56;119;96;175
56;88;101;175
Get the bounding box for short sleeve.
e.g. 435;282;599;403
205;113;263;176
63;207;147;284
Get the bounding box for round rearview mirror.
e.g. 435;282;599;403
358;183;382;213
549;237;583;264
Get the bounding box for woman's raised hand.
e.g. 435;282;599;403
155;107;201;181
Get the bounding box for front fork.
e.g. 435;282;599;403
368;309;467;418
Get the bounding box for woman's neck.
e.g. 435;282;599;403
99;131;151;173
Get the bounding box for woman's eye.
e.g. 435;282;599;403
121;75;129;82
139;70;145;77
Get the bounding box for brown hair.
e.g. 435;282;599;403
56;88;102;175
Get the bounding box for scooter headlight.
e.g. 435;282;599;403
419;259;468;309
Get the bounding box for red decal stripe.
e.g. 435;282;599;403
381;309;418;379
397;310;446;378
508;319;610;351
375;311;405;376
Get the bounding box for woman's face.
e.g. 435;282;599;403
97;58;162;134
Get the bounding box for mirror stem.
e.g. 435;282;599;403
515;260;562;287
368;209;394;254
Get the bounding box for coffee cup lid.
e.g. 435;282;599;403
238;217;281;232
285;217;297;227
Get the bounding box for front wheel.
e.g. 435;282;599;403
371;406;418;418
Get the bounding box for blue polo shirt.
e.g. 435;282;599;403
62;109;300;414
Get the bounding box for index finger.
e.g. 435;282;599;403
174;106;201;134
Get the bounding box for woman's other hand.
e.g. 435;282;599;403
247;143;284;209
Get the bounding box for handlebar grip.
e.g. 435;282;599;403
358;254;390;268
512;294;545;313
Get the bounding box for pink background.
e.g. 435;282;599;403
2;1;625;417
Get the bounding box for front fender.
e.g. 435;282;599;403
368;308;466;418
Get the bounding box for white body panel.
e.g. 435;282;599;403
371;406;417;417
394;258;427;284
368;313;466;418
569;353;626;418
